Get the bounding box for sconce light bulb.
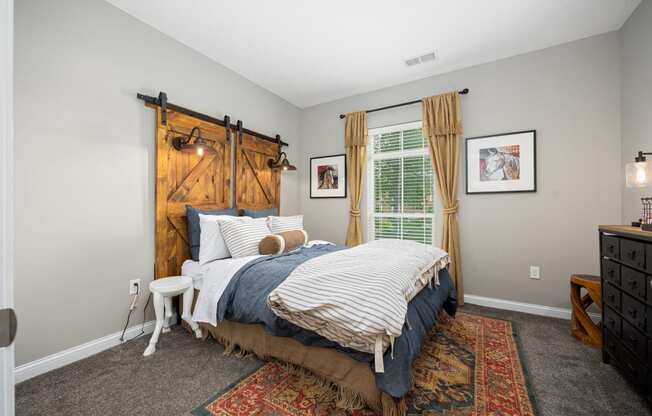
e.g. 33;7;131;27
197;146;204;157
283;166;288;171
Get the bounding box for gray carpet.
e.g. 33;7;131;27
15;304;651;416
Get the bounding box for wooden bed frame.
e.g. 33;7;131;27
146;103;403;415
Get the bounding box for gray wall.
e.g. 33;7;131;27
14;0;300;365
15;0;645;367
299;33;622;309
620;0;652;224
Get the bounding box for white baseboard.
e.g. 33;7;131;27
465;294;601;321
14;318;165;384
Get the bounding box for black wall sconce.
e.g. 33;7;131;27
626;150;652;188
268;134;296;171
171;127;214;157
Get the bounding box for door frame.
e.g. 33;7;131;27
0;0;15;414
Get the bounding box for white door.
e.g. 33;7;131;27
0;0;15;415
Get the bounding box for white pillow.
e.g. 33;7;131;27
268;215;304;234
198;214;248;265
219;217;271;258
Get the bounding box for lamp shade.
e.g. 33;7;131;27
626;161;652;188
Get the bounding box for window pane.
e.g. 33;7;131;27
402;128;425;150
374;158;401;213
374;217;400;239
372;216;433;244
373;131;401;153
402;217;432;244
402;156;433;214
369;124;435;246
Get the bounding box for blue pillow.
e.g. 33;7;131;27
241;207;279;218
186;205;238;261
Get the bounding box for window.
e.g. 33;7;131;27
367;121;436;245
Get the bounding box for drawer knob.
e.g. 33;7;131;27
609;270;615;277
627;308;637;318
628;250;637;259
628;280;638;289
608;294;615;302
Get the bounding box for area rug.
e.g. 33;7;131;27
192;313;537;415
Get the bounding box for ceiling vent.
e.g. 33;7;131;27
404;51;438;67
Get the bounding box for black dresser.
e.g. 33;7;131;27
600;225;652;402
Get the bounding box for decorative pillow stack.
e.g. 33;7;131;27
218;217;272;258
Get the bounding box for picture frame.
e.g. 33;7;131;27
310;154;347;198
465;130;536;194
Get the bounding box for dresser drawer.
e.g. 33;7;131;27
602;235;620;259
604;283;622;311
617;341;647;387
602;259;621;286
622;266;647;299
622;320;647;360
604;306;622;337
620;239;646;270
604;328;620;358
623;293;646;332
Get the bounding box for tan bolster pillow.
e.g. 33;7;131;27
259;230;308;255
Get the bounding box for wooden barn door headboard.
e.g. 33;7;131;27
235;131;281;211
154;107;231;278
148;95;283;279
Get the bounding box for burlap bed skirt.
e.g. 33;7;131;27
199;320;406;416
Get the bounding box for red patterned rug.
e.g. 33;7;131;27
192;313;537;415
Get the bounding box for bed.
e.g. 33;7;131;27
144;101;457;415
182;243;457;415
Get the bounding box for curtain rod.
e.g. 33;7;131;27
137;92;288;147
337;88;469;119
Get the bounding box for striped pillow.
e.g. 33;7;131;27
218;217;271;258
268;215;304;234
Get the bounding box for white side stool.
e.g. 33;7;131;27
143;276;202;357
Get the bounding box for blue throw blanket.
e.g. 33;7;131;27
215;244;457;397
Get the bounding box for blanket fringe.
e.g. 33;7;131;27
204;327;408;415
381;393;407;416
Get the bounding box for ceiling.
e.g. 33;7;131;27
107;0;640;108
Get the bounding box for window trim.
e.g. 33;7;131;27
366;121;439;245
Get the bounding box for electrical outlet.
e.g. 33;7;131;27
529;266;540;279
129;278;141;295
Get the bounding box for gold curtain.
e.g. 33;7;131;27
344;111;368;246
422;92;464;304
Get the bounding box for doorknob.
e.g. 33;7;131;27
0;308;17;348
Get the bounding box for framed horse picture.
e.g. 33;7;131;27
465;130;536;194
310;154;347;198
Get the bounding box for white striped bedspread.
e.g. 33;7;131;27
267;239;449;373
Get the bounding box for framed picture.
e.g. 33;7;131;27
310;154;347;198
465;130;536;194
